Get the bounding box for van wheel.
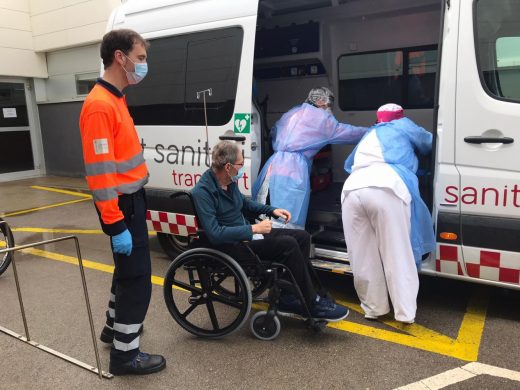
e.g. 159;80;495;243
157;233;189;259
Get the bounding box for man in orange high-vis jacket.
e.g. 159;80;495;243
79;29;165;376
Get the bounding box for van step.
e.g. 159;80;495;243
314;247;349;263
312;230;346;246
311;259;352;275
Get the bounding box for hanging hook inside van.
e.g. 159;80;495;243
196;88;213;161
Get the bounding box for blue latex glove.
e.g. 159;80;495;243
112;229;132;256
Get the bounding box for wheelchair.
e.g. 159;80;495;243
162;192;329;341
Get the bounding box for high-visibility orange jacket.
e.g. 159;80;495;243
79;79;149;236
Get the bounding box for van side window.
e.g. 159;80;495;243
126;27;244;126
337;46;437;111
476;0;520;102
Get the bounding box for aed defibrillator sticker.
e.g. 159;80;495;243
234;113;250;134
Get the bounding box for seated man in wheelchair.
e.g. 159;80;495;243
191;140;349;322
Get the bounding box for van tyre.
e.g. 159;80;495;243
157;232;189;259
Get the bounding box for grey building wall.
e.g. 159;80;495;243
38;102;85;177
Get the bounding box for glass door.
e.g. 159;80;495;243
0;80;41;180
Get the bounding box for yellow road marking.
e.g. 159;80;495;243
13;228;104;234
0;186;91;218
18;246;488;361
24;248;115;274
451;291;488;361
330;293;487;361
11;227;156;236
21;248;166;288
31;185;92;199
2;198;90;218
336;298;454;344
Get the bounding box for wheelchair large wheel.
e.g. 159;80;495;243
0;219;14;276
214;270;269;300
163;248;252;338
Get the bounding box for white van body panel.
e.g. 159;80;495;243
106;0;520;290
109;0;260;195
113;0;258;32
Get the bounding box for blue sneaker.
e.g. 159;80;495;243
310;296;349;322
277;293;305;316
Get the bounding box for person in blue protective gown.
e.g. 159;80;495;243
341;103;435;324
252;87;367;229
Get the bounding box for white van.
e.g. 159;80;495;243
108;0;520;290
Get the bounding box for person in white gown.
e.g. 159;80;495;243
341;103;435;323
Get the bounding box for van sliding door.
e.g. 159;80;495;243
455;0;520;285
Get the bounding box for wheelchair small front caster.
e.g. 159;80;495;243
250;311;281;341
311;320;328;333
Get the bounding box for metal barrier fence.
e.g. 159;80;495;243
0;225;113;379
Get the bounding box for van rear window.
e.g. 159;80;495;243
475;0;520;103
126;27;243;126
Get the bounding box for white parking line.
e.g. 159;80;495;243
396;362;520;390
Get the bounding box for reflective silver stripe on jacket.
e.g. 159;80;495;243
85;161;116;176
113;322;142;334
85;152;145;176
92;187;118;202
91;174;149;202
117;153;145;174
113;336;140;352
117;175;149;194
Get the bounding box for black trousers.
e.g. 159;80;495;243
104;189;152;365
217;229;318;306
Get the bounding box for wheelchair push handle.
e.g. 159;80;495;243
169;190;197;214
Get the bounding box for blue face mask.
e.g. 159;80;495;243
122;54;148;85
231;166;245;182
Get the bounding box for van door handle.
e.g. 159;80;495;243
464;136;514;144
219;135;246;142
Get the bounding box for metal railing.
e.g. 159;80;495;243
0;229;113;379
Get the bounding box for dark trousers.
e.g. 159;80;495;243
218;228;318;305
104;189;152;365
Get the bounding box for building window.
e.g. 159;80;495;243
475;0;520;102
75;72;98;96
338;46;437;111
125;27;243;126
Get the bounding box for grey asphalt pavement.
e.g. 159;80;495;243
0;177;519;390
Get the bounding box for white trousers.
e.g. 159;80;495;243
341;187;418;322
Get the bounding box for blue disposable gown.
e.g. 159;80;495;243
344;117;436;268
253;103;367;227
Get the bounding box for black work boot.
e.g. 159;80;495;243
100;324;144;344
109;352;166;376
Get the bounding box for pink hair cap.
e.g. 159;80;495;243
377;103;404;123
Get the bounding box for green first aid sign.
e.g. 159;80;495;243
234;113;251;134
